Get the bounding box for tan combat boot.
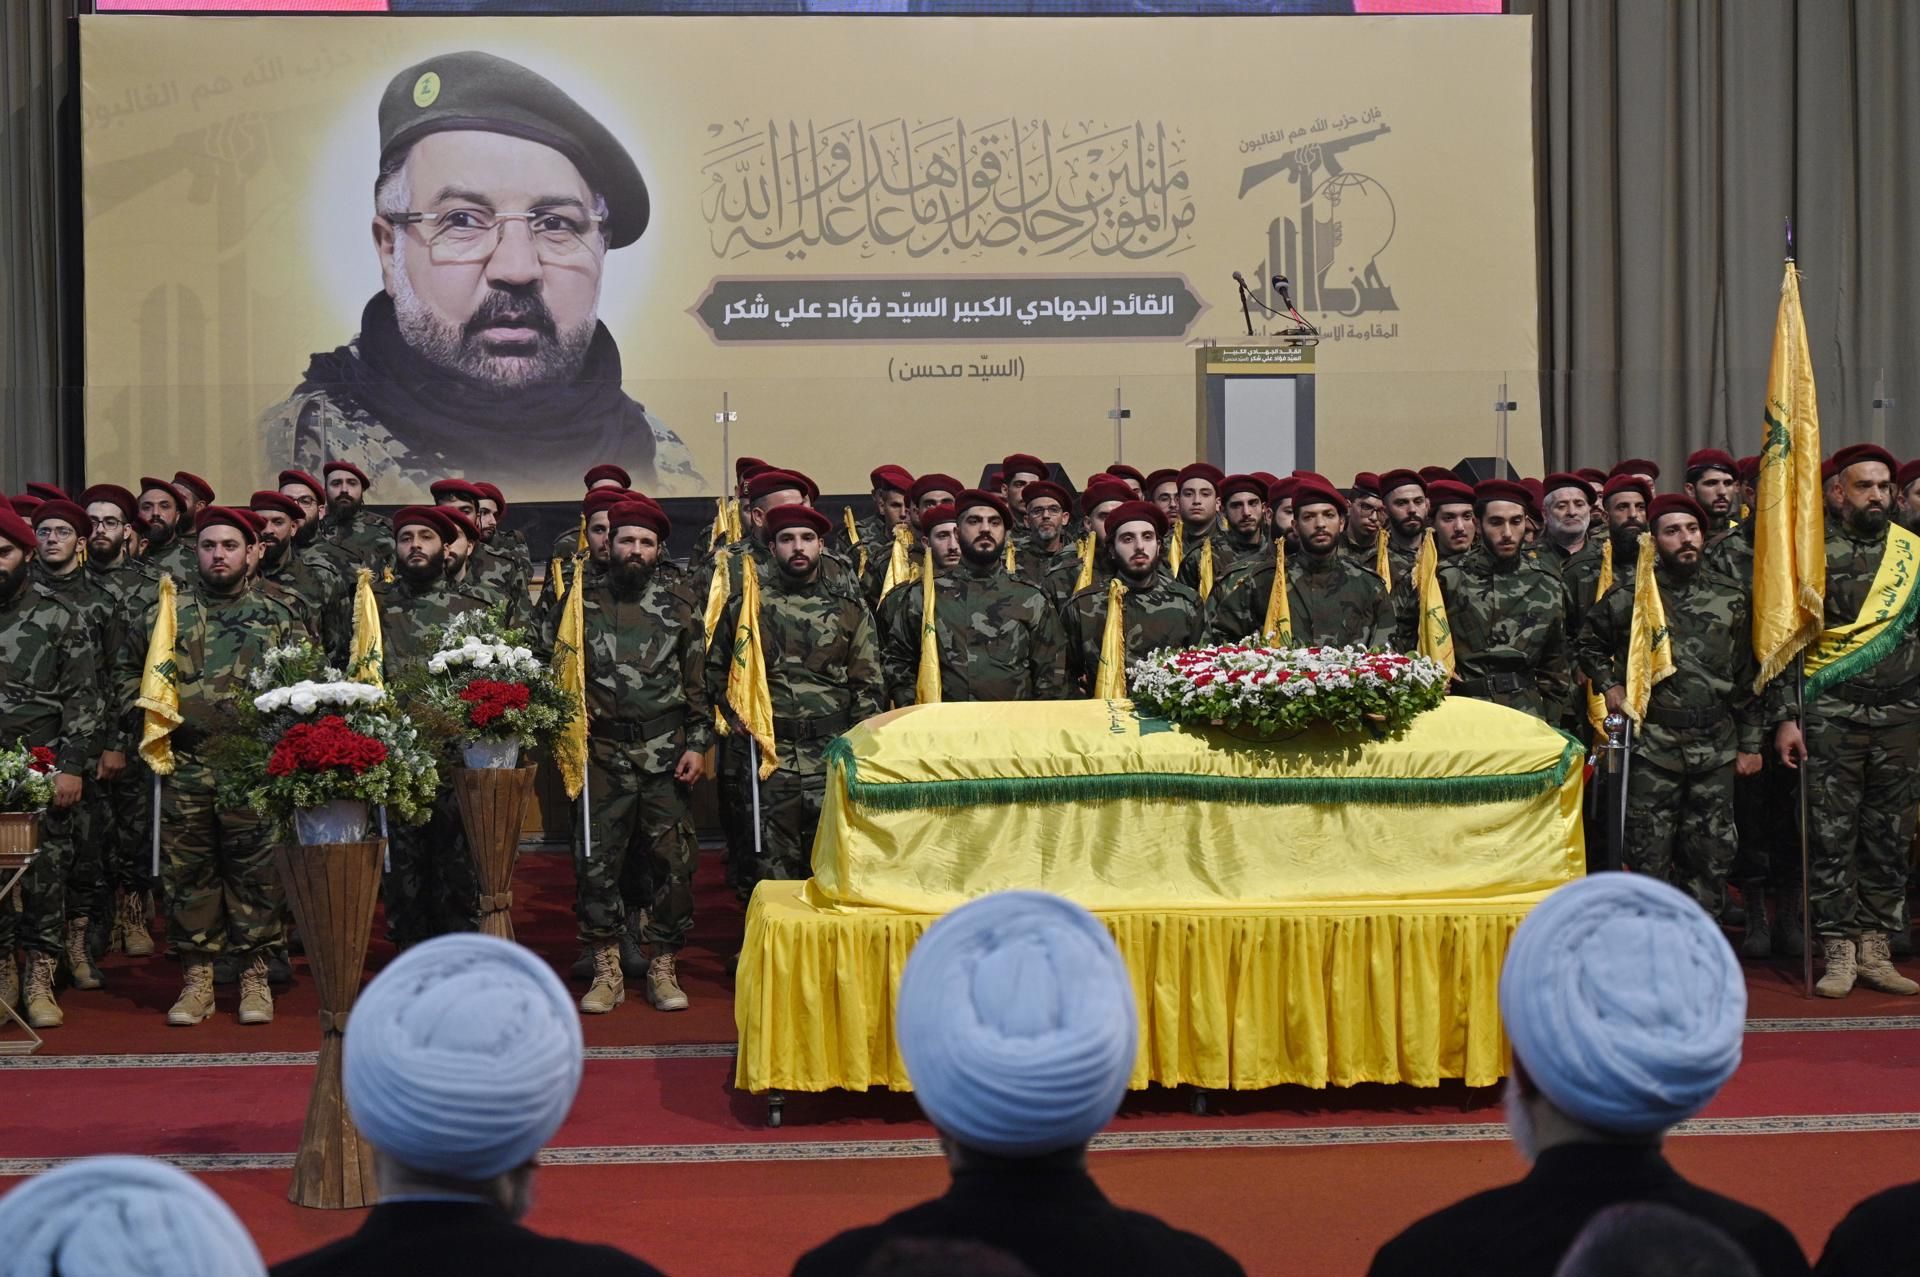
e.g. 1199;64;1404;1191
1855;933;1919;996
0;953;17;1010
65;918;103;991
167;958;215;1025
120;891;155;958
237;956;274;1025
579;942;624;1014
23;953;63;1029
646;951;689;1012
1815;936;1858;999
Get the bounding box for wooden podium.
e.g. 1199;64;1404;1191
1191;338;1316;475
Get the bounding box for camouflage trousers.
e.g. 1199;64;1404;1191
0;804;74;955
1625;754;1737;913
384;792;477;950
1803;711;1918;939
159;760;283;961
63;778;110;924
579;740;698;950
100;761;155;895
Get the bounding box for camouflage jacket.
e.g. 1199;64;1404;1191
451;563;528;633
1176;527;1271;594
1045;542;1109;610
1060;575;1205;697
1437;544;1573;720
259;544;349;649
1557;538;1616;637
550;571;713;771
699;537;865;612
469;542;531;603
1013;538;1078;588
834;509;890;559
1576;564;1764;768
1766;514;1920;727
144;534;198;582
703;559;884;771
32;562;135;753
878;558;1069;706
1707;519;1755;585
126;579;307;746
1203;548;1395;649
1;576;103;773
368;575;494;680
319;507;395;571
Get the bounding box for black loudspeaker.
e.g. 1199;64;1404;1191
1449;456;1523;484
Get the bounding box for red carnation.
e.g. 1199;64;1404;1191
460;679;532;729
28;747;56;773
268;716;388;778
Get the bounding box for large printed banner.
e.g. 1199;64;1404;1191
81;15;1538;501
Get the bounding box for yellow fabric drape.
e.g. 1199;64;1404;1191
701;548;731;641
1622;533;1675;724
574;513;588;555
1802;522;1920;692
1197;537;1214;599
880;523;913;597
1584;538;1616;736
348;567;384;687
1093;577;1129;699
713;498;736;551
841;506;860;548
1415;530;1454;675
1004;541;1017;572
726;557;779;780
914;548;943;705
1752;260;1827;690
135;574;182;775
552;557;588;799
1074;531;1096;592
1374;526;1392;590
1168;520;1185;574
1260;539;1292;643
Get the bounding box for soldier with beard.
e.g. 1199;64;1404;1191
835;465;914;576
559;500;709;1016
1204;479;1393;648
318;461;394;571
1565;475;1653;642
1682;450;1741;549
1429;479;1479;560
1000;454;1050;544
249;490;348;649
1340;473;1387;571
1061;501;1204;695
1179;473;1269;598
535;484;633;626
136;478;197;580
862;472;963;605
1438;480;1572;722
1577;495;1764;915
431;478;529;604
437;501;527;628
1267;476;1298;547
1169;463;1227;583
277;469;358;583
879;490;1067;707
1537;473;1594;575
171;472;216;522
1014;480;1078;582
1378;469;1431;649
1045;476;1133;608
471;480;531;582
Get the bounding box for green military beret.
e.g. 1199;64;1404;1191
379;50;649;249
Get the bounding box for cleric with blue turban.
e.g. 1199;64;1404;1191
0;1155;264;1277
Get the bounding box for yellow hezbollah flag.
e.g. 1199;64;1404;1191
1375;526;1393;591
1260;540;1292;643
1004;540;1017;572
1623;532;1676;724
1415;530;1454;675
843;506;868;576
1585;538;1616;735
1093;577;1129;700
135;575;183;775
728;558;780;779
702;547;732;641
348;567;383;688
1197;537;1215;600
552;557;589;799
1168;520;1185;574
915;547;943;705
1751;260;1826;690
1074;531;1096;592
574;513;588;555
880;522;913;597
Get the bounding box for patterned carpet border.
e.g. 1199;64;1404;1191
0;1043;740;1070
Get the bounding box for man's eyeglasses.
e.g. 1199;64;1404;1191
386;207;604;264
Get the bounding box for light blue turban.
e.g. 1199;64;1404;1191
896;891;1138;1157
345;933;583;1180
1500;873;1745;1137
0;1155;264;1277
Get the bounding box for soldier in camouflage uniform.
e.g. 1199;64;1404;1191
1773;445;1920;998
431;478;530;605
439;504;527;631
1683;449;1742;548
0;509;101;1029
551;500;710;1015
877;503;964;639
1046;477;1134;609
124;508;308;1026
535;485;630;627
318;461;394;571
1179;473;1270;597
1563;475;1651;659
1204;479;1393;649
374;507;495;948
1428;479;1478;561
1168;463;1228;582
1576;495;1765;914
472;480;533;593
860;472;962;605
999;453;1050;554
705;504;883;894
1061;502;1204;696
1338;473;1387;566
249;490;349;659
136;478;198;581
170;471;216;523
1535;473;1595;580
879;491;1067;706
1013;479;1078;584
1438;480;1572;721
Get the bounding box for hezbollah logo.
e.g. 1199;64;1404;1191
413;72;441;108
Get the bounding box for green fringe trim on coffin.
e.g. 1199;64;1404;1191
1805;577;1920;702
826;731;1584;812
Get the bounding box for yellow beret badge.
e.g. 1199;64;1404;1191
413;72;440;108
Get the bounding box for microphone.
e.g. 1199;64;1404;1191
1271;274;1317;335
1231;271;1254;337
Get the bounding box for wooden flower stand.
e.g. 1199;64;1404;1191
453;765;537;941
0;813;43;1055
275;837;384;1209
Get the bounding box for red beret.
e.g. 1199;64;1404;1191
918;503;959;530
869;465;915;495
1738;455;1761;484
582;487;639;516
1378;469;1426;497
1418;466;1457;486
1176;462;1225;490
1001;453;1048;481
1474;479;1537;515
1541;472;1592;501
1349;472;1383;498
0;508;34;552
1684;449;1739;480
323;460;371;488
733;457;768;483
239;509;268;536
276;469;324;499
439;506;481;543
763;503;832;538
787;469;822;503
1267;476;1299;504
1428;479;1476;508
1898;459;1920;490
471;481;507;513
25;482;69;503
1145;468;1180;494
247;490;305;521
1250;471;1282;489
139;477;188;507
1219;473;1268;502
910;473;963;505
172;471;215;504
1648;494;1707;528
195;505;258;545
80;484;138;520
1830;443;1897;478
392;506;455;542
584;464;632;489
1608;458;1661;481
429;477;487;505
1821;456;1839;482
1576;467;1609;488
1020;480;1071;511
608;500;671;540
1106;463;1146;487
8;496;40;517
1103;500;1168;542
1292;479;1349;516
955;489;1011;523
1081;477;1135;516
1521;478;1545;501
30;499;88;532
1601;474;1653;506
745;469;811;503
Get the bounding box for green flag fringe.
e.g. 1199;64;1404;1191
1805;574;1920;701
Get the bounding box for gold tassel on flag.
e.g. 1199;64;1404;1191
880;522;913;597
915;548;943;704
1260;540;1292;644
1168;520;1185;574
1585;538;1617;736
1093;577;1130;700
135;575;183;775
348;567;384;687
1415;530;1454;674
1197;538;1214;600
1074;532;1096;592
727;558;780;779
1374;526;1392;591
553;558;588;799
1623;532;1676;723
1751;260;1827;690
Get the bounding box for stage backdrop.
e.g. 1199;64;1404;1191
80;14;1538;502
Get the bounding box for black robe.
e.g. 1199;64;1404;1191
1815;1180;1920;1276
270;1200;667;1277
